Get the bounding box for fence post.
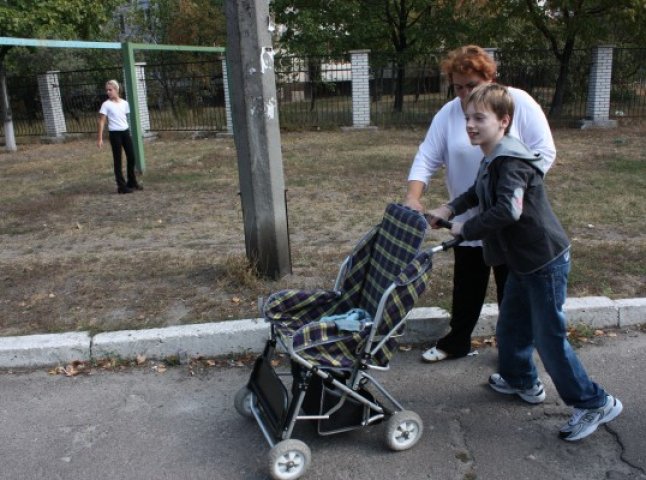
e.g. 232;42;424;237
221;55;234;135
581;45;617;128
348;50;373;129
134;62;152;135
37;71;67;140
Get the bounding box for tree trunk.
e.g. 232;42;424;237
307;59;321;112
549;40;574;118
394;61;405;112
0;63;17;152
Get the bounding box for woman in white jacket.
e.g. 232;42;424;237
405;45;555;362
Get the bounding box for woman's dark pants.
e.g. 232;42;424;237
436;245;508;357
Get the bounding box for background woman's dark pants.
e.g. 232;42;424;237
436;245;508;357
109;130;137;188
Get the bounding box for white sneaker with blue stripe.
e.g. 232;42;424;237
559;395;623;442
488;373;546;404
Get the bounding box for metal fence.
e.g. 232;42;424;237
2;59;228;137
275;47;644;129
143;59;227;131
494;48;591;126
610;47;646;120
274;53;353;129
5;76;44;137
370;52;447;127
2;46;645;137
58;66;123;133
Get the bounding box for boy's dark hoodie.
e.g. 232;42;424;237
449;135;570;274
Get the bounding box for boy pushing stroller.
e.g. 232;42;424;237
427;83;622;442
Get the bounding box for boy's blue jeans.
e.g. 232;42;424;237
496;250;607;409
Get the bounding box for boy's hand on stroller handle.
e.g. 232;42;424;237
450;221;463;237
424;214;464;252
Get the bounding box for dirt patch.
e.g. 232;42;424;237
0;127;644;336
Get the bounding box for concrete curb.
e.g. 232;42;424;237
0;296;644;369
0;332;91;368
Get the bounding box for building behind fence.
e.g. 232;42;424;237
2;46;644;139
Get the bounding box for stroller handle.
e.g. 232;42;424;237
424;214;461;249
424;214;453;230
442;235;463;250
428;235;463;254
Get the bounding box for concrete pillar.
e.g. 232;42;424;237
37;71;67;139
581;45;617;128
349;50;371;128
225;0;292;279
221;56;233;134
134;63;151;133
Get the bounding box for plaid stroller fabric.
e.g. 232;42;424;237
263;203;434;368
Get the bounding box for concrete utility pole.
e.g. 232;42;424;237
225;0;292;279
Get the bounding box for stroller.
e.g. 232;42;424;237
234;203;459;480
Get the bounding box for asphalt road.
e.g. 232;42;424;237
1;327;644;480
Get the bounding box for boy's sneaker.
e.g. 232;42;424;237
488;373;546;404
559;395;623;442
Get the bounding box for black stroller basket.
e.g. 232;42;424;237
234;203;460;480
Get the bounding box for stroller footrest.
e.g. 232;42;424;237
248;356;289;440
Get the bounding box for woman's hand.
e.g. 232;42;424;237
426;204;453;228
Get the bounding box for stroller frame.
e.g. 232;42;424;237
234;204;459;480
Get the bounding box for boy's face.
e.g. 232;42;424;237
464;101;510;156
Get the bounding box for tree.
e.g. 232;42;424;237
355;0;441;112
271;1;364;111
122;0;227;46
0;0;119;151
492;0;646;117
272;0;470;112
121;0;227;123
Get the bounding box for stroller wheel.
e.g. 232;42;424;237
384;410;424;451
233;386;254;419
268;439;311;480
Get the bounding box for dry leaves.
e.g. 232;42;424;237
48;361;89;377
46;351;263;378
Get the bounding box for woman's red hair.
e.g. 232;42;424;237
441;45;497;81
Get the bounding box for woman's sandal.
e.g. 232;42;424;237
421;346;449;363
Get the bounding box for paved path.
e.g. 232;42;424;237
1;327;644;480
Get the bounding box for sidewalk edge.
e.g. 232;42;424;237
0;297;644;369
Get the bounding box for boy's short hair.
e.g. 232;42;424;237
466;83;514;134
